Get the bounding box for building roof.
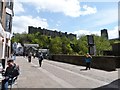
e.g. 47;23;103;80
24;44;39;47
39;49;49;53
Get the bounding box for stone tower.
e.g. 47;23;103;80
101;29;108;39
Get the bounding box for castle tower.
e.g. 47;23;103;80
101;29;108;39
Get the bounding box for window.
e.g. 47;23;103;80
6;0;13;10
0;0;3;20
5;13;12;32
10;1;13;9
6;0;10;7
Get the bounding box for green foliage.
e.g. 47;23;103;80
109;39;120;45
70;37;80;54
12;32;112;55
77;35;88;55
77;34;112;55
49;37;62;54
94;35;112;55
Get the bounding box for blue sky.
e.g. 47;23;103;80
13;0;119;39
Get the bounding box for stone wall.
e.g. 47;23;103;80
112;43;120;56
49;55;120;71
115;56;120;68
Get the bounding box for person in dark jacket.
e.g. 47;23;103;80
2;58;19;90
38;53;44;67
28;53;32;63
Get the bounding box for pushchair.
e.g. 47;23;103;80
2;71;18;90
8;76;18;89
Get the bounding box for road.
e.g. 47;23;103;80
12;56;119;89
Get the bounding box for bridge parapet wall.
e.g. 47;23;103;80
49;55;120;71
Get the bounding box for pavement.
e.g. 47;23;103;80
10;56;120;89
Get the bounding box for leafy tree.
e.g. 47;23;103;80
77;34;112;55
94;35;112;55
40;35;50;48
109;39;120;45
70;37;81;54
12;33;32;44
77;35;88;55
61;36;71;54
11;32;112;56
49;37;62;54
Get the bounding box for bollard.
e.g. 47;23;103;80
1;59;5;69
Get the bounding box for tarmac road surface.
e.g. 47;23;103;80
12;56;119;89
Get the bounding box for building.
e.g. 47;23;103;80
12;42;24;56
28;26;76;40
0;0;14;68
101;28;120;56
119;1;120;39
101;29;108;39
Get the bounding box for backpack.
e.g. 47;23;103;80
11;64;20;77
38;55;43;60
41;55;43;60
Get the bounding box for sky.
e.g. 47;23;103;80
12;0;119;39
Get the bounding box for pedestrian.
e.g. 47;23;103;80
28;53;32;63
38;53;44;67
23;52;25;58
1;58;20;90
85;53;92;70
32;53;35;58
11;51;16;61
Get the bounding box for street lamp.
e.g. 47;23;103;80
47;36;51;58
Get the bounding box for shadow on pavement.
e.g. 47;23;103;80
92;79;120;90
80;69;87;71
31;65;39;68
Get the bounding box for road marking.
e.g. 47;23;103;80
30;62;75;88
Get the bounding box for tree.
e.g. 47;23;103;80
12;32;112;56
61;36;72;54
70;37;81;55
77;35;88;55
49;37;62;54
94;35;112;55
77;34;112;55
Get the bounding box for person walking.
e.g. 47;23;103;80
11;51;16;61
85;53;92;70
28;53;32;63
38;53;44;67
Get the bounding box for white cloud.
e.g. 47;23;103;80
16;0;97;17
15;0;120;3
12;0;117;38
73;29;100;37
80;0;119;2
14;1;25;14
108;26;119;39
83;8;118;28
80;5;97;15
73;26;119;39
94;9;118;27
12;16;48;33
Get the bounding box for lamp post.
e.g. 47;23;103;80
1;31;6;69
47;36;51;58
